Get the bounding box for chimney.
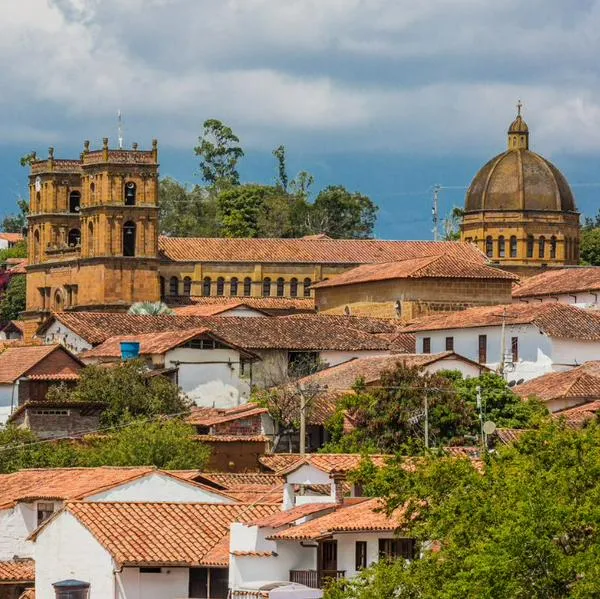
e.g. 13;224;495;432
331;472;346;504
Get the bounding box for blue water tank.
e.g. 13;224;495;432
120;341;140;360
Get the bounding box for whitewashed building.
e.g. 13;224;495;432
402;303;600;384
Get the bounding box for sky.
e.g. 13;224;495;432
2;0;600;239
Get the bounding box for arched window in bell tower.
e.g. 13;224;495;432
123;221;136;256
33;229;40;263
69;191;81;213
68;229;81;247
124;182;137;206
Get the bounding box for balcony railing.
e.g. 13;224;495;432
290;569;345;589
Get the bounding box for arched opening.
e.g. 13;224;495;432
243;277;252;297
169;276;179;296
69;191;81;213
276;277;285;297
203;277;211;297
124;181;137;206
303;278;312;297
290;278;298;298
54;290;63;311
539;236;546;259
526;235;534;258
35;192;40;211
183;276;192;296
87;221;94;256
123;221;136;256
230;277;239;296
67;228;81;247
510;235;517;258
498;236;505;258
160;276;165;298
262;277;271;297
33;229;41;263
217;277;225;296
485;236;493;258
550;236;557;259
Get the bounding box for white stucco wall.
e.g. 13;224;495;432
550;338;600;371
0;383;16;425
118;566;189;599
320;350;391;368
43;321;93;354
0;503;35;560
414;324;555;383
35;511;115;599
515;293;600;307
85;472;234;504
166;347;251;408
422;357;483;378
334;532;397;578
221;307;267;317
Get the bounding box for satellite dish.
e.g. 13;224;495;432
483;420;496;435
35;176;41;192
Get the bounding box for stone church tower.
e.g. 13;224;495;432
22;140;161;337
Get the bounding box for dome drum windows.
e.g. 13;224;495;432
303;278;312;297
169;276;179;296
276;277;285;297
216;277;225;296
203;277;212;297
263;277;272;297
243;277;252;297
526;235;534;259
230;277;239;296
539;236;546;259
550;236;557;259
290;278;298;298
498;236;505;258
485;236;493;258
509;236;517;258
183;277;192;296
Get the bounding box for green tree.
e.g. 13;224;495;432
0;240;27;261
1;199;29;234
194;119;244;187
78;419;210;469
19;151;37;167
158;177;219;237
580;227;600;265
0;275;26;322
327;423;600;599
442;207;464;241
308;186;378;239
47;359;191;427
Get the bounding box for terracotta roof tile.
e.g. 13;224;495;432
223;488;283;504
172;302;269;316
402;303;600;340
169;296;315;315
187;405;268;427
159;237;487;265
552;400;600;427
191;472;285;490
42;313;395;352
259;453;391;475
0;345;81;384
268;498;404;540
52;501;280;567
194;435;270;443
0;559;34;583
513;267;600;299
0;233;23;243
514;362;600;403
314;255;516;289
249;503;336;528
494;428;528;445
0;467;157;509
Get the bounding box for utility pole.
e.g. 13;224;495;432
499;307;507;378
299;386;306;455
432;184;441;241
424;391;429;449
476;385;484;448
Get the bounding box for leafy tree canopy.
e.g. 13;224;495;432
322;366;547;454
1;199;29;234
326;423;600;599
0;419;209;473
0;274;26;322
47;359;191;427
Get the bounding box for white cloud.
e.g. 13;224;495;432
1;0;600;156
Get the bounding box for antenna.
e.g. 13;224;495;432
432;184;441;241
117;110;123;150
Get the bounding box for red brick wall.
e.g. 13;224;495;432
213;415;262;436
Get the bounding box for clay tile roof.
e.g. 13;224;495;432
172;302;269;317
249;503;336;528
158;237;487;265
8;260;27;274
50;502;280;567
313;255;516;290
186;404;268;427
402;303;600;340
294;352;484;393
512;267;600;299
494;428;528;445
0;467;157;509
268;498;404;540
0;232;23;243
170;296;315;315
191;472;285;490
259;453;391;475
0;345;81;384
0;559;35;583
513;362;600;403
193;435;270;443
1;320;25;335
43;313;395;352
552;400;600;427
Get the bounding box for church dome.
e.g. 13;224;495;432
465;105;576;214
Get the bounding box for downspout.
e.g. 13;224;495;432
114;567;127;599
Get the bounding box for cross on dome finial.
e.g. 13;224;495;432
517;99;522;116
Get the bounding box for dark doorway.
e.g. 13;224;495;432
123;221;136;256
320;539;338;572
189;567;229;599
